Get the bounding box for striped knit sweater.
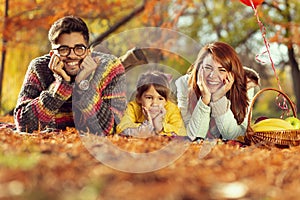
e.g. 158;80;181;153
14;52;127;134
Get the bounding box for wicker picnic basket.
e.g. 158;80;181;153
245;88;300;147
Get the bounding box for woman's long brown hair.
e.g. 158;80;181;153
188;42;248;124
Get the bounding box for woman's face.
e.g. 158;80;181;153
138;85;166;116
199;55;229;94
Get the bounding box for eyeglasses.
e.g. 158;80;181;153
53;44;87;57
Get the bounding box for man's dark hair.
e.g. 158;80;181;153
48;16;89;45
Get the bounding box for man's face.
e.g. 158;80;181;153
52;32;88;76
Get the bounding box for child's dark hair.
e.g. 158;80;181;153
136;71;171;101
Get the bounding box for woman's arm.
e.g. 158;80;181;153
175;75;191;125
186;98;211;140
210;96;248;139
175;75;211;140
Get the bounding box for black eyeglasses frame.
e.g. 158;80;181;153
53;44;87;57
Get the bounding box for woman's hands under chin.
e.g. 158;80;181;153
211;72;234;102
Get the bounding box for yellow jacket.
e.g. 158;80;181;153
116;100;186;136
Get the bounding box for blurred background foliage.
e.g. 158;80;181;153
0;0;299;120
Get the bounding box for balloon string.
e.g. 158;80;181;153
249;0;289;115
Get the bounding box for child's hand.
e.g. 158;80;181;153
153;105;166;120
211;72;234;102
152;105;166;133
142;105;166;134
197;66;211;105
142;106;153;124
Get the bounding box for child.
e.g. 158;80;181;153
116;71;186;137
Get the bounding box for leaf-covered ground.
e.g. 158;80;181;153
1;115;300;200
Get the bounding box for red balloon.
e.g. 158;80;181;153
240;0;264;8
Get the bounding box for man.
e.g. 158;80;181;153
14;16;127;135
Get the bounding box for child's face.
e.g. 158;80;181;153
138;85;167;115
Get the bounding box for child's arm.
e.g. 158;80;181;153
150;105;166;134
116;102;156;137
157;102;187;136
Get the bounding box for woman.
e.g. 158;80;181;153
175;41;249;141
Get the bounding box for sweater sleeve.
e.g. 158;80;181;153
186;98;211;140
175;75;191;126
73;53;127;135
175;75;210;140
14;56;73;133
116;102;142;134
210;96;248;139
162;102;186;136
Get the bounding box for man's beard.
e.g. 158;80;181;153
63;58;83;80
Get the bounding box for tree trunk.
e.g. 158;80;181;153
287;46;300;114
285;0;300;114
90;0;146;49
0;0;9;112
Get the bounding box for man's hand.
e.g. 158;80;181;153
75;54;99;84
49;54;71;82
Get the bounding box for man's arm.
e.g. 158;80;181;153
73;53;127;135
14;55;73;132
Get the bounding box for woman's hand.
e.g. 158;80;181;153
197;66;211;105
211;72;234;102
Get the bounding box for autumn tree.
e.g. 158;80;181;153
263;0;300;113
0;0;147;113
0;0;190;114
0;0;299;115
176;0;300;114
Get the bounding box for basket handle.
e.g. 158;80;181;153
247;87;298;126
